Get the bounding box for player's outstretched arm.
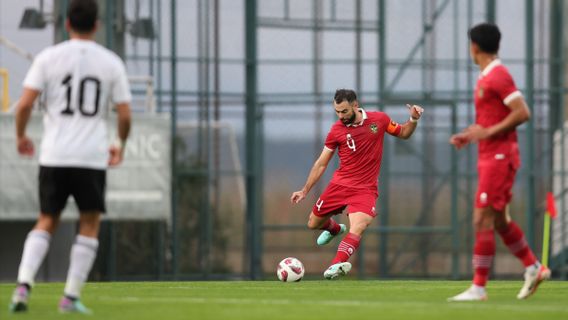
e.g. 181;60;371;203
290;148;334;204
15;88;40;156
397;104;424;139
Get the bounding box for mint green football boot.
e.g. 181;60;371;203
317;224;346;246
323;262;352;280
58;297;93;315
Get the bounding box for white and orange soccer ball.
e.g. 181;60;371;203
276;257;305;282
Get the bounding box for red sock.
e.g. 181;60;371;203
331;233;360;265
320;219;341;235
497;221;537;267
472;230;495;287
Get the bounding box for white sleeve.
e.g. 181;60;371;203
22;52;47;91
111;61;132;104
503;90;523;106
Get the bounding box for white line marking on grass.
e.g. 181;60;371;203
96;296;568;313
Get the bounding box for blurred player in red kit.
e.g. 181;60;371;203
291;89;423;279
448;23;549;301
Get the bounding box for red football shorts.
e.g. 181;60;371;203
475;156;518;212
312;183;378;217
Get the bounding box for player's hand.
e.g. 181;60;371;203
449;132;469;150
17;136;34;157
407;104;424;120
108;145;124;167
290;190;306;204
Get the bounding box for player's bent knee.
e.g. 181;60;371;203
307;213;326;230
307;219;320;230
473;207;497;231
473;217;494;231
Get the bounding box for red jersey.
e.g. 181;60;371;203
474;59;522;161
324;109;401;189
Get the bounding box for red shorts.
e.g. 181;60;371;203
475;156;518;212
312;183;378;217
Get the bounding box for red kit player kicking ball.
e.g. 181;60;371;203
290;89;424;279
448;23;549;301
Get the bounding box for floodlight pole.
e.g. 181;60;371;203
486;0;496;23
245;0;262;280
377;0;389;278
170;0;179;280
525;0;536;251
549;0;566;279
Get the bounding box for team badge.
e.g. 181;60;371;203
370;123;378;134
478;86;484;98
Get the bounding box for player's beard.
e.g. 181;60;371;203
342;111;356;125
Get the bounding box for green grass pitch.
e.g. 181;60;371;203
2;280;567;319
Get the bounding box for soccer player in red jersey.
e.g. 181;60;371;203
448;23;550;301
290;89;424;279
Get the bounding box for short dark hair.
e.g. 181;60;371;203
468;23;501;54
334;89;357;105
68;0;98;33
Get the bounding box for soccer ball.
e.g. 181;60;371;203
277;257;305;282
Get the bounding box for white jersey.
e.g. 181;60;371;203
23;39;131;169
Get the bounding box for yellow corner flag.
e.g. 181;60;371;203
542;192;558;268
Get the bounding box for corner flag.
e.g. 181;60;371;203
542;192;558;267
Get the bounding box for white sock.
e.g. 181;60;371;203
64;235;99;299
17;230;51;286
526;261;541;273
472;284;486;294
